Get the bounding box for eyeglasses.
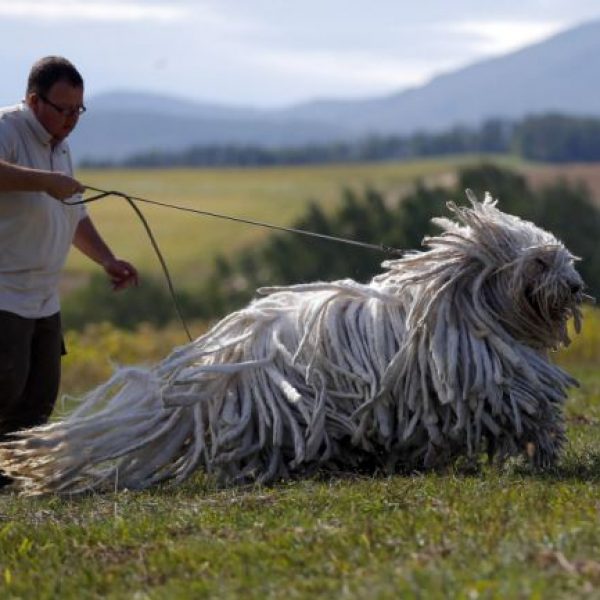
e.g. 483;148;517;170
39;94;86;117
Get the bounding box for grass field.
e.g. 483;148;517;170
65;155;518;287
1;157;597;599
62;155;600;294
0;362;598;599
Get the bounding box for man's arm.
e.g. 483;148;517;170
0;159;84;200
73;216;139;291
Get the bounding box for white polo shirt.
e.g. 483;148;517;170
0;103;87;318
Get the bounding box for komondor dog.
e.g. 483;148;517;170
0;192;588;494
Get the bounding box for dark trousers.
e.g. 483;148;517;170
0;310;63;437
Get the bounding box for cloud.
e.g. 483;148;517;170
209;18;570;100
240;47;459;94
0;0;187;22
442;20;566;55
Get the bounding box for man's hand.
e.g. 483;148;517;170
0;160;85;199
42;172;85;201
73;217;139;291
103;257;139;291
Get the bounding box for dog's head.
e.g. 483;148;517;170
517;244;585;340
455;192;588;349
382;191;589;350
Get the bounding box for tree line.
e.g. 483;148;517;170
62;164;600;330
81;114;600;168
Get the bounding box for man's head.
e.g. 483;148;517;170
25;56;85;144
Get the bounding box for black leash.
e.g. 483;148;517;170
68;185;403;341
81;186;403;255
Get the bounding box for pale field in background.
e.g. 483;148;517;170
525;162;600;206
65;156;516;289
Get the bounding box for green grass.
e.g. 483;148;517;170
2;389;600;600
67;156;517;284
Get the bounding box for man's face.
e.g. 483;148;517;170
28;80;85;143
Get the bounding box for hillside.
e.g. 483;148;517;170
277;19;600;133
70;19;600;162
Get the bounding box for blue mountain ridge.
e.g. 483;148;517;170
71;19;600;162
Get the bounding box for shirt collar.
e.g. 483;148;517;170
20;101;54;147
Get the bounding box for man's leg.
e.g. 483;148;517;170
13;313;62;431
0;310;34;436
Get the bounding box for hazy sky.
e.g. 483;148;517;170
2;0;599;108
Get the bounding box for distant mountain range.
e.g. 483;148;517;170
70;19;600;163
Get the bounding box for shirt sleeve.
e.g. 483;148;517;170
0;116;17;162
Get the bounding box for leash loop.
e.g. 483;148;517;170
67;188;193;342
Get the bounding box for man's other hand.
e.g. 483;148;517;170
103;257;139;291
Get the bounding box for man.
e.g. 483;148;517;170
0;56;138;438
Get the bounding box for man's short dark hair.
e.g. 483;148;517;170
26;56;84;96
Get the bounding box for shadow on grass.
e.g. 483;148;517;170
13;449;600;504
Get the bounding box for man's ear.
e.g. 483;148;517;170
25;92;39;110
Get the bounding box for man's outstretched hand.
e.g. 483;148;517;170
103;257;139;291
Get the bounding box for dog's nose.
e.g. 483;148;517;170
570;283;582;294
